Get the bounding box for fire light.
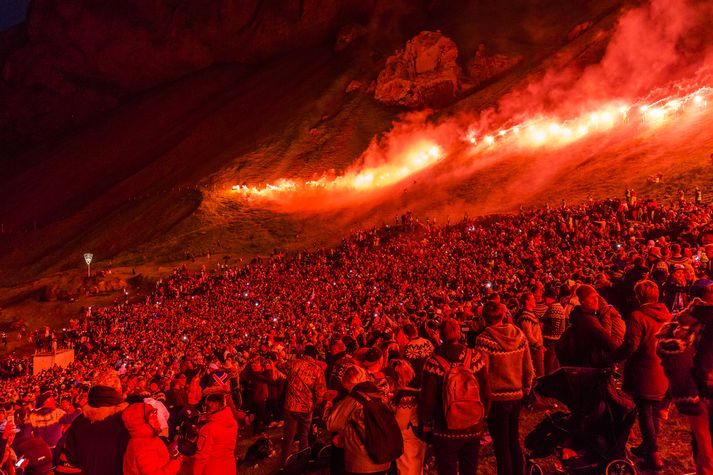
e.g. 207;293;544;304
231;85;712;201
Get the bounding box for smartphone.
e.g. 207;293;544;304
16;456;26;468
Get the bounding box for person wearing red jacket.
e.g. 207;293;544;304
122;402;181;475
611;280;672;471
192;393;238;475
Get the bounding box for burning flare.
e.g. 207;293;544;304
232;84;711;200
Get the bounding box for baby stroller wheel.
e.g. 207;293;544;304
526;460;543;475
605;458;637;475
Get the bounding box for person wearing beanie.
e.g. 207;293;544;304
60;368;129;475
122;402;181;475
475;302;533;475
420;317;490;475
561;285;619;368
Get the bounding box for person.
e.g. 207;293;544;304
657;286;713;475
474;302;534;475
11;431;54;475
420;318;490;475
193;392;238;475
122;402;181;475
402;323;434;388
389;359;426;475
281;345;326;466
515;292;544;378
29;391;65;449
325;365;391;475
540;287;566;375
560;285;619;368
610;280;672;470
60;368;130;475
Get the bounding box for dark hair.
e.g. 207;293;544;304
483;301;505;325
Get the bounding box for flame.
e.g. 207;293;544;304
232;84;711;200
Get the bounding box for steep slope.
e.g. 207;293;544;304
9;0;710;290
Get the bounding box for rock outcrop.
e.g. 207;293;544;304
374;31;460;108
465;44;522;88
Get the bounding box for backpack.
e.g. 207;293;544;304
433;349;484;431
349;391;404;464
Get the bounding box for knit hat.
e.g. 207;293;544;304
88;386;124;407
440;317;461;343
575;284;598;301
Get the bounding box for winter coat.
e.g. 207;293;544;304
474;324;534;401
564;307;619;368
420;342;490;437
192;406;237;475
62;402;130;475
29;406;65;448
122;403;180;475
656;310;704;415
284;356;326;414
611;303;672;400
325;381;392;474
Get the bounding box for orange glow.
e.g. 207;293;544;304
231;85;711;200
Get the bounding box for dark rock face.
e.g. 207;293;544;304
0;0;385;154
465;43;522;88
374;31;460;108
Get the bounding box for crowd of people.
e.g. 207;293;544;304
2;190;713;474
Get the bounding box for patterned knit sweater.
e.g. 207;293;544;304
474;324;535;401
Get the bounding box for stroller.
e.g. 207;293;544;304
525;367;638;475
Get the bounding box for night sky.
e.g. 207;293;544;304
0;0;30;31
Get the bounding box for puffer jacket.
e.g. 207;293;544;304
611;303;672;400
193;406;237;475
474;324;534;401
122;403;180;475
325;381;391;474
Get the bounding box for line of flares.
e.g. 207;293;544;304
231;85;711;199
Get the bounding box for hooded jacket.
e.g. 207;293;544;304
122;403;180;475
474;324;534;401
325;381;392;474
62;400;129;475
611;302;672;400
192;406;237;475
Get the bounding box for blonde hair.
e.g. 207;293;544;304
634;279;659;304
391;359;415;388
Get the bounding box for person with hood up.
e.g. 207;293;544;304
60;367;129;475
122;402;182;475
192;392;237;475
474;301;534;475
610;280;672;470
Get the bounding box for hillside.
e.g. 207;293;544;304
1;0;712;307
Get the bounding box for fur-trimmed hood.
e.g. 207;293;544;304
82;402;128;423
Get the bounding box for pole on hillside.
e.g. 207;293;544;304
84;253;93;277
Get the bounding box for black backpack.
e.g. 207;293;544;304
349;390;404;464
